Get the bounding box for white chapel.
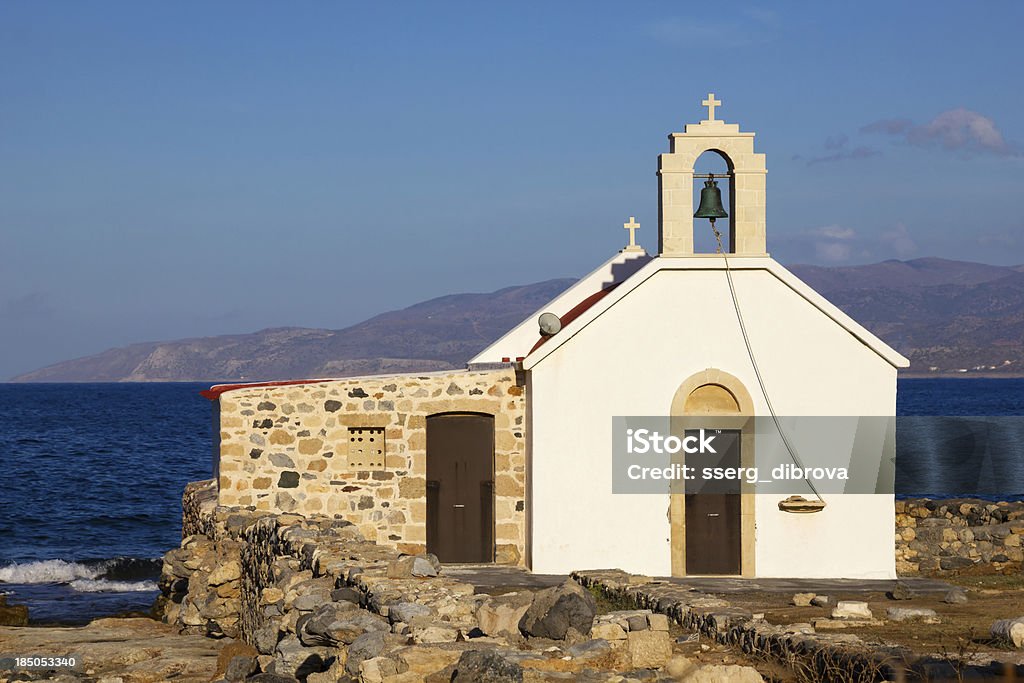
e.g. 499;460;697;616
208;95;908;580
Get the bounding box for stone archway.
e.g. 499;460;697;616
669;369;756;576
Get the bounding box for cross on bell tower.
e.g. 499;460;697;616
701;93;721;122
657;94;767;256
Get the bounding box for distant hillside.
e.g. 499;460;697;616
10;258;1024;382
11;279;575;382
793;258;1024;376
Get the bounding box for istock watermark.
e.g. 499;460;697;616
612;416;1024;496
625;428;719;454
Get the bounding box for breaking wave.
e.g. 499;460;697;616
0;557;161;592
68;578;158;593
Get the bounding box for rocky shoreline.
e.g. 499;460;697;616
5;490;1024;682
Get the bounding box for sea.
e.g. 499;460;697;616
0;379;1022;624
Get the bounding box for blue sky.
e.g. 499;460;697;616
1;2;1022;378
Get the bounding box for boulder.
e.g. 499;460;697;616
992;617;1024;647
225;654;258;681
254;621;282;655
208;561;241;586
831;601;873;620
394;646;463;676
518;580;597;640
476;592;533;638
412;556;439;577
388;601;432;624
249;674;301;683
411;623;460;643
627;629;673;668
292;592;330;613
675;663;764;682
939;556;974;571
886;607;940;623
344;631;386;677
647;613;671;631
451;649;524;683
386;553;441;579
0;595;29;626
298;603;388;647
944;588;969;604
886;581;914;600
360;656;400;683
331;586;361;604
626;614;649;631
273;634;333;679
792;592;816;607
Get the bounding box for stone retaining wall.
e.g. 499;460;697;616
182;478;217;538
895;499;1024;575
215;368;527;564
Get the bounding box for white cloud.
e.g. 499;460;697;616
815;241;853;262
808;225;857;262
814;225;857;240
863;108;1019;157
791;224;916;263
880;223;917;258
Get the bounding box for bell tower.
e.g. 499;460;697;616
658;94;767;256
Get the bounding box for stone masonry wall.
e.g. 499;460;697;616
215;369;527;565
896;498;1024;575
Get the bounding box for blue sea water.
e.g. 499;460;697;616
0;378;1022;624
0;383;211;624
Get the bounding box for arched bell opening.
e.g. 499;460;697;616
692;149;735;254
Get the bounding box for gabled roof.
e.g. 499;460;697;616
521;256;910;370
469;249;652;364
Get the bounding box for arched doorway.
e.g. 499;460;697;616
426;413;495;563
669;370;755;576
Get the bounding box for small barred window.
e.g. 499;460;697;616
346;427;385;469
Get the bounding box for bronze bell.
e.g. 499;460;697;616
694;175;728;220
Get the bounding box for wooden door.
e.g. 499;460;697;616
685;429;742;575
426;413;495;563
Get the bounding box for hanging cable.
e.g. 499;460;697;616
709;221;826;504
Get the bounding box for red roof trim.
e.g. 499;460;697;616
200;378;340;401
527;284;620;356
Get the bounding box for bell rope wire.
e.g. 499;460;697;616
709;220;827;504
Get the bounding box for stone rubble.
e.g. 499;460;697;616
156;501;767;682
885;607;941;623
831;600;873;620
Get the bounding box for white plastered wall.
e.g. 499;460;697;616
526;259;899;578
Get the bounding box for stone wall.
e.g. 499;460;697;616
215;369;527;565
182;478;217;538
896;498;1024;575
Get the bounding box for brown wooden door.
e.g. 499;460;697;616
685;430;742;575
426;413;495;563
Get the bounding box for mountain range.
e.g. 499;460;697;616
10;257;1024;382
